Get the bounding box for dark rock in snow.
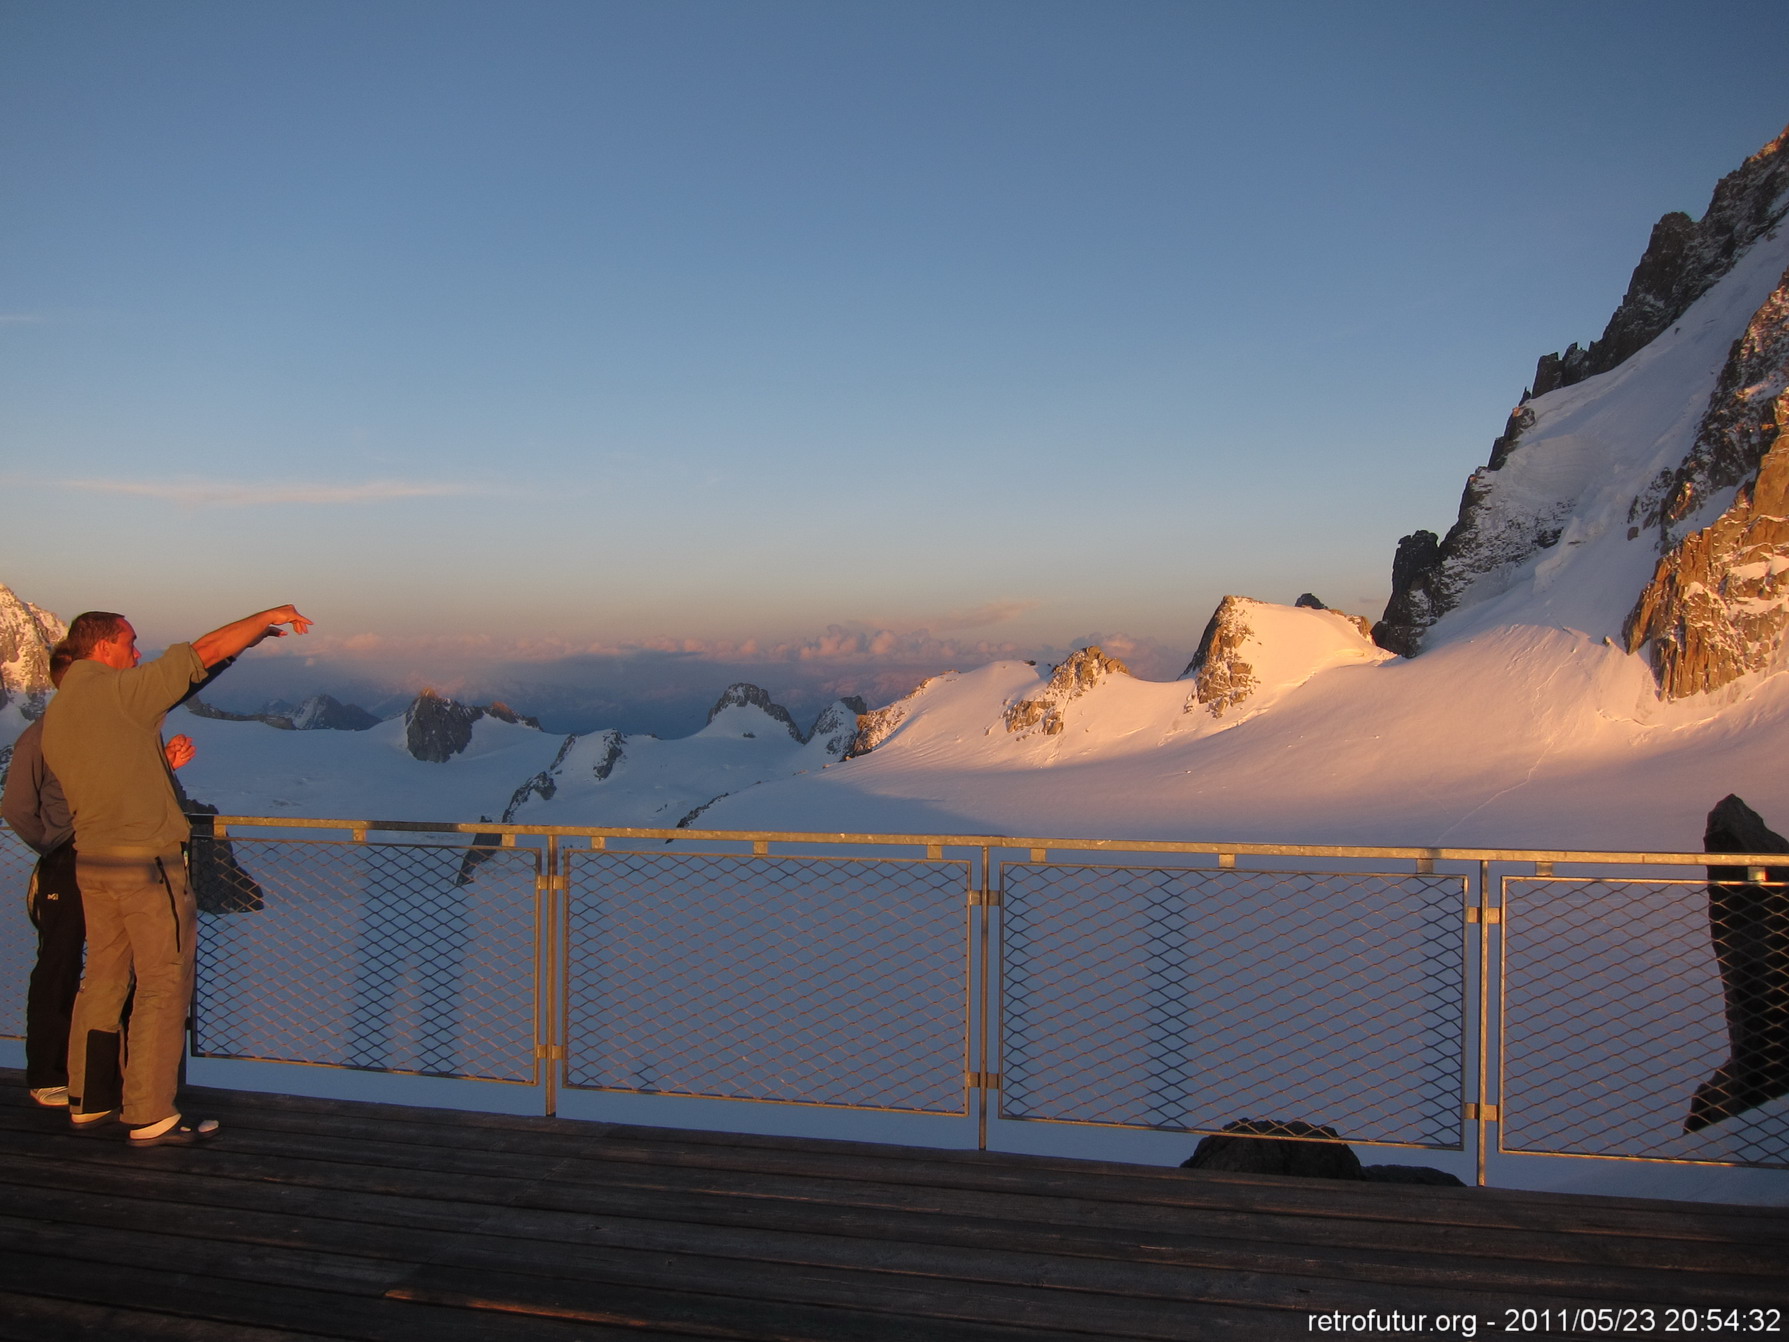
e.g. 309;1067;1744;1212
1180;1120;1362;1180
1294;593;1327;610
1181;1120;1465;1186
707;683;802;741
405;689;486;763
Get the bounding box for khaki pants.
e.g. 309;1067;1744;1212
68;849;195;1127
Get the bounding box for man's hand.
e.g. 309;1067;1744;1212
193;605;314;667
164;735;196;770
253;604;313;643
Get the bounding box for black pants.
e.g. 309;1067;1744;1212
24;843;126;1110
26;842;84;1090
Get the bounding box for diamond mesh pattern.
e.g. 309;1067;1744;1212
565;851;968;1114
1503;877;1789;1168
1001;863;1465;1147
192;837;540;1082
0;830;37;1039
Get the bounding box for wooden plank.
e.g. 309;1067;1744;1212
0;1179;1630;1332
3;1066;1785;1342
0;1148;1777;1308
133;1079;1789;1233
385;1262;1273;1342
0;1248;668;1342
0;1294;312;1342
3;1117;1780;1283
29;1082;1779;1248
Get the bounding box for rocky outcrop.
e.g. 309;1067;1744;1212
481;699;541;730
1624;267;1789;698
1182;598;1259;717
1626;412;1789;697
405;690;482;762
1005;646;1130;736
807;696;868;757
1375;125;1789;660
187;692;381;731
584;728;626;781
846;702;907;759
501;733;582;822
706;683;802;741
1530;128;1789;398
404;689;538;763
0;584;65;716
1371;424;1573;659
288;694;381;731
845;677;956;759
185;698;273;725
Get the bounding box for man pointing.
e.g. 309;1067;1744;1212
43;604;311;1146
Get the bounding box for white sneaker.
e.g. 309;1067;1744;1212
29;1086;70;1107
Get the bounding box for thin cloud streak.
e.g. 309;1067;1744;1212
60;478;487;507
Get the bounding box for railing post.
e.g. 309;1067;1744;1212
978;845;993;1151
543;833;560;1117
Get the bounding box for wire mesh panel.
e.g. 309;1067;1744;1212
564;850;969;1114
191;837;541;1082
0;830;37;1039
1000;862;1466;1148
1502;876;1789;1167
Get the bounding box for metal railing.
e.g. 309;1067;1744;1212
3;819;1785;1184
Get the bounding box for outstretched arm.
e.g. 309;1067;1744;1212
191;605;312;668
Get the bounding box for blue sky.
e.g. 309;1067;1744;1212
3;0;1786;730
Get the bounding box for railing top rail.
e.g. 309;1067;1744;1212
184;813;1788;869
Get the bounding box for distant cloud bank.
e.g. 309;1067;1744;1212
60;478;485;507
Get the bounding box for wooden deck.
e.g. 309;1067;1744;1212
0;1069;1784;1340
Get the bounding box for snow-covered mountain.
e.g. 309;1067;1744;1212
697;125;1789;851
0;582;65;718
2;126;1786;851
499;685;868;829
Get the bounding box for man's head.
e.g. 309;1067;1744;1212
63;612;140;669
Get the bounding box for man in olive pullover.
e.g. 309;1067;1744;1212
43;604;310;1146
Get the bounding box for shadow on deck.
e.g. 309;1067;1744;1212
1;1068;1784;1340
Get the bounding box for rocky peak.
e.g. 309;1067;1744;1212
845;676;952;759
405;689;483;762
1005;646;1130;736
0;583;66;716
807;696;868;758
403;689;539;763
705;683;802;741
189;692;382;732
481;699;541;730
1375;126;1789;661
1181;597;1260;718
1530;126;1789;398
1625;390;1789;697
289;694;381;731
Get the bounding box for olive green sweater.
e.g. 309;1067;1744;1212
41;644;206;854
